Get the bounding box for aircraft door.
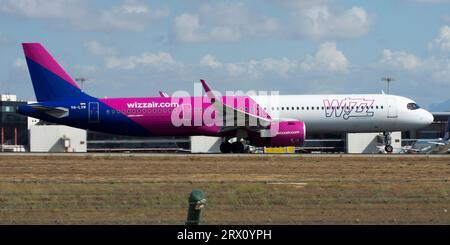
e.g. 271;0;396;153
89;102;100;123
387;97;398;118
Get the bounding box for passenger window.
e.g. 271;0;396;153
297;107;300;110
302;107;304;110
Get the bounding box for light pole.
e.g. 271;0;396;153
381;77;394;94
75;77;87;92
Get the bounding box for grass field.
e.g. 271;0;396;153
0;154;449;224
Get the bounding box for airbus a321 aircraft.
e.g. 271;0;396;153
17;43;434;153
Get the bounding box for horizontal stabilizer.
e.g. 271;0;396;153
29;105;69;118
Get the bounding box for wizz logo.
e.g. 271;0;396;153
323;98;375;120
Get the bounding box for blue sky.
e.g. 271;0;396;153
1;0;450;108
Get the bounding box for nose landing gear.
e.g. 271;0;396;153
383;132;393;153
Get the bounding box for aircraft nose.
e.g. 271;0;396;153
421;110;434;126
426;111;434;125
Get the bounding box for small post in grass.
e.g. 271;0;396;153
185;189;206;225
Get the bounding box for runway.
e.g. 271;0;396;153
1;152;450;158
0;154;449;224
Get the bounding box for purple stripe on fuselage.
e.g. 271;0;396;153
22;43;80;89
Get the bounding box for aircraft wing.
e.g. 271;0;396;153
29;105;69;118
426;141;446;146
200;80;272;130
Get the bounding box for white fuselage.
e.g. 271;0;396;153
252;94;434;133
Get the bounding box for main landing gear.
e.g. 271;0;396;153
220;141;232;153
220;139;246;153
383;132;393;153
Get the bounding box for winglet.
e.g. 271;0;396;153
159;91;169;98
200;79;217;104
200;79;212;93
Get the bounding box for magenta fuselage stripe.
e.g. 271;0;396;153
23;43;80;89
98;96;271;136
100;96;271;119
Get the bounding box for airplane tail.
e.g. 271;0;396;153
22;43;91;102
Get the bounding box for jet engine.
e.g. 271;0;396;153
249;120;306;147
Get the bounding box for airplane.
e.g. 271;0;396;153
406;115;450;154
17;43;434;153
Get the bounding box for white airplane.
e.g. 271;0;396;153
406;114;450;154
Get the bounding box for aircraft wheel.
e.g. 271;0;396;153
231;142;245;153
385;145;393;153
220;142;232;153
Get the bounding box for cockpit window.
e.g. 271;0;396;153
407;103;420;110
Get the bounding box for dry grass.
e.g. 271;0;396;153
0;155;449;224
